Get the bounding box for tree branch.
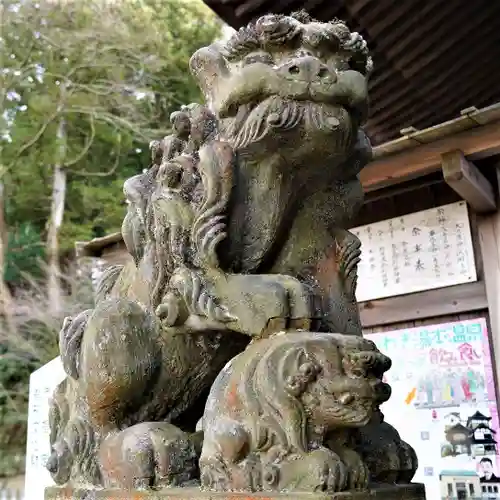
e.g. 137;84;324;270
63;114;96;167
68;131;122;177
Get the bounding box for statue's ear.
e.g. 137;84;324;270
296;347;310;368
280;346;312;396
189;44;230;106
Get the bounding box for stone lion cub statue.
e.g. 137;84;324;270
200;332;392;493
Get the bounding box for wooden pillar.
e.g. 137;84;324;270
478;207;500;404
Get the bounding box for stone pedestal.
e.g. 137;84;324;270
46;483;426;500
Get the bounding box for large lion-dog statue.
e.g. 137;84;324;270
47;11;418;494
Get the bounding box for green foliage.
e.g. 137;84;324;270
5;223;45;285
0;345;39;477
1;0;221;262
0;0;221;476
0;271;95;477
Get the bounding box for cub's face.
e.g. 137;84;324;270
303;342;391;429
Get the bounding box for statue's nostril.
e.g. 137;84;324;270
318;67;329;79
288;65;300;75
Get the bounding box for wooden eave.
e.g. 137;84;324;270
76;232;124;258
363;103;500;192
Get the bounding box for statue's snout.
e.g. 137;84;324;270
278;56;337;84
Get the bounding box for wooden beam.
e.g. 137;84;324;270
359;280;488;328
478;211;500;404
442;150;496;213
361;120;500;192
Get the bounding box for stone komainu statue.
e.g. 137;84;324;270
47;10;418;494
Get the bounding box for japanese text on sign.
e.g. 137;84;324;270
352;202;477;302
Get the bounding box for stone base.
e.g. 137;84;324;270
45;483;426;499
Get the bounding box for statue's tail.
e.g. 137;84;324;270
95;264;124;304
60;264;124;380
59;309;93;380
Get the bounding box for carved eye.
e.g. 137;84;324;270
299;362;317;379
339;393;355;405
285;375;303;395
295;48;313;58
263;465;280;486
243;52;274;66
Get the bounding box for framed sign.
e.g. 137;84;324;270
352;201;477;302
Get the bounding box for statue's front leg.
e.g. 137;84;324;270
274;447;348;493
155;267;321;337
333;447;369;490
355;412;418;484
325;431;369;490
208;271;322;337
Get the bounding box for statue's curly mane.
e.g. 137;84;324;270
237;334;337;454
49;380;70;445
223;10;372;76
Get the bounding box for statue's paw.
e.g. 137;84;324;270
263;275;318;333
157;268;237;327
345;451;369;490
219;274;321;336
396;439;418;483
310;448;348;493
321;455;349;492
275;448;348;493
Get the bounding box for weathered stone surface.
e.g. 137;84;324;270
45;9;422;498
200;332;393;493
45;483;426;499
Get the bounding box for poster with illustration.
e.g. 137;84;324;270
365;318;500;499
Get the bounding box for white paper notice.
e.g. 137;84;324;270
352;201;477;302
24;356;66;500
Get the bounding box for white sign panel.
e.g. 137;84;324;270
25;356;66;500
352;201;477;302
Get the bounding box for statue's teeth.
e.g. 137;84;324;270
327;116;340;128
267;112;280;124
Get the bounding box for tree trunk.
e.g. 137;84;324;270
0;179;14;332
46;118;67;316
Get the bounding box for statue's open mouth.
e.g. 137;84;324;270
219;82;353;121
223;94;353;150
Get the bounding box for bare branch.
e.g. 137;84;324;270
8;109;60;165
63;114;96;168
69;132;122;177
